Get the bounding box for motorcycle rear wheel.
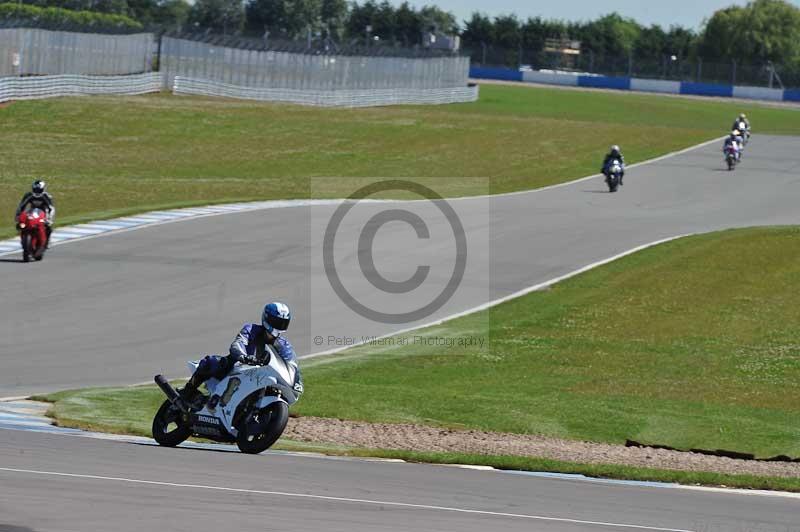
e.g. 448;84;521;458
152;400;191;447
236;401;289;454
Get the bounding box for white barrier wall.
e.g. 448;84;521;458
732;86;785;101
0;73;163;102
0;29;155;77
630;78;681;94
522;71;579;86
162;37;470;92
173;77;479;107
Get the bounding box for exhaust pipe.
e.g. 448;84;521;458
154;374;188;412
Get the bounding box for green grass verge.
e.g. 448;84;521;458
297;226;800;459
3;84;799;238
347;450;800;492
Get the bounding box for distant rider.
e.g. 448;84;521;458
731;113;750;136
15;180;55;246
602;145;626;186
180;302;304;405
724;132;741;161
732;129;745;154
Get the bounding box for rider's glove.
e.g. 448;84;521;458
293;382;304;395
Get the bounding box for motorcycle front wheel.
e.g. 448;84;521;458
152;400;191;447
236;401;289;454
22;234;31;262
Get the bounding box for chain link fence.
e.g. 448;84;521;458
0;27;155;76
470;45;799;89
161;35;470;91
0;26;470;93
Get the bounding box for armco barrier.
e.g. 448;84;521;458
630;78;681;94
0;73;162;103
469;66;522;82
680;82;734;98
782;89;800;102
471;66;798;104
173;77;479;107
578;75;631;91
521;71;578;86
732;86;785;101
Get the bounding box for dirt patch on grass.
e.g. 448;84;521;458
286;416;800;479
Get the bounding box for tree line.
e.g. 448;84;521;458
10;0;457;45
6;0;800;69
463;0;800;70
1;3;142;31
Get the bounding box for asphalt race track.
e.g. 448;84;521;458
2;135;799;396
1;134;800;531
1;430;798;532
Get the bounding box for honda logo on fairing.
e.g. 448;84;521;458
198;415;220;425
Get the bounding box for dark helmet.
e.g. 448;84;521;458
262;302;291;336
32;180;46;197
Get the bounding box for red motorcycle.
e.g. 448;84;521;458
17;208;49;262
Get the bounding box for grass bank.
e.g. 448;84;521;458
35;227;800;489
297;226;800;459
3;84;799;238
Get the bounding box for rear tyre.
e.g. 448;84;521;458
152;400;191;447
236;401;289;455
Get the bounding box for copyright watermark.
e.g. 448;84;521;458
323;180;467;324
310;177;490;348
313;334;487;349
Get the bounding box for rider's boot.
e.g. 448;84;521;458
178;375;204;410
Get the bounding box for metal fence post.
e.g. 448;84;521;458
155;32;163;74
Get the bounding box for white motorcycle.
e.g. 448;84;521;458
737;121;751;146
152;350;298;454
606;159;624;193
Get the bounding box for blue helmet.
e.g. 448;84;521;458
262;302;291;336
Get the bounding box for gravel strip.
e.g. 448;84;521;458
286;416;800;479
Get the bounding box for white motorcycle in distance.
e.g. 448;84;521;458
605;159;624;193
152;350;298;454
738;121;751;146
